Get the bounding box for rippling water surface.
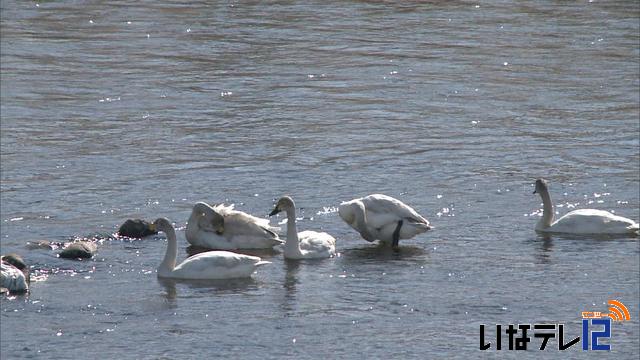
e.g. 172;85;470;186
1;1;639;358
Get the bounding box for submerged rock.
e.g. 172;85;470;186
117;219;157;238
58;241;97;259
25;240;61;250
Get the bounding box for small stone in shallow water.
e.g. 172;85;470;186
59;242;97;259
117;219;157;238
25;240;58;250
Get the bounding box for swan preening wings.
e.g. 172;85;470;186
338;194;432;250
533;179;639;235
186;202;283;250
155;218;270;280
269;196;336;259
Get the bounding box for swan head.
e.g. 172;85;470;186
269;196;295;216
153;217;175;234
191;202;225;233
533;178;549;194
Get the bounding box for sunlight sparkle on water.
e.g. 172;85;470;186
316;206;338;215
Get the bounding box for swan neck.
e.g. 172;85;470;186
539;188;554;228
354;202;374;240
159;227;177;275
284;207;303;256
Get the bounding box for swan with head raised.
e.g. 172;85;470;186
269;196;336;259
533;179;639;235
155;217;270;279
186;202;283;250
338;194;432;250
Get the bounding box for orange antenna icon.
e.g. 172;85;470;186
606;300;631;321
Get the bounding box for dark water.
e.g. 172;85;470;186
1;1;639;358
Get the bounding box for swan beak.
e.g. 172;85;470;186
532;190;537;194
269;207;280;217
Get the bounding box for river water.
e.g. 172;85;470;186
1;1;638;359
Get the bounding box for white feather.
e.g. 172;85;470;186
338;194;431;244
186;202;283;249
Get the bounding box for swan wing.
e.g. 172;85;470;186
172;251;266;279
214;204;281;233
362;194;430;226
222;213;282;240
188;223;282;249
550;209;639;234
186;204;282;249
298;231;337;258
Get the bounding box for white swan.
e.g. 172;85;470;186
533;179;639;235
269;196;336;259
186;202;283;250
155;218;271;279
1;255;29;293
338;194;432;250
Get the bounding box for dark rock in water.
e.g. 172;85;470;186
1;253;28;271
118;219;157;238
59;241;97;259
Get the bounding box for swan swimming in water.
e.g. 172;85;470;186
186;202;283;250
533;179;639;235
269;196;336;259
155;218;271;280
338;194;432;250
1;254;29;294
